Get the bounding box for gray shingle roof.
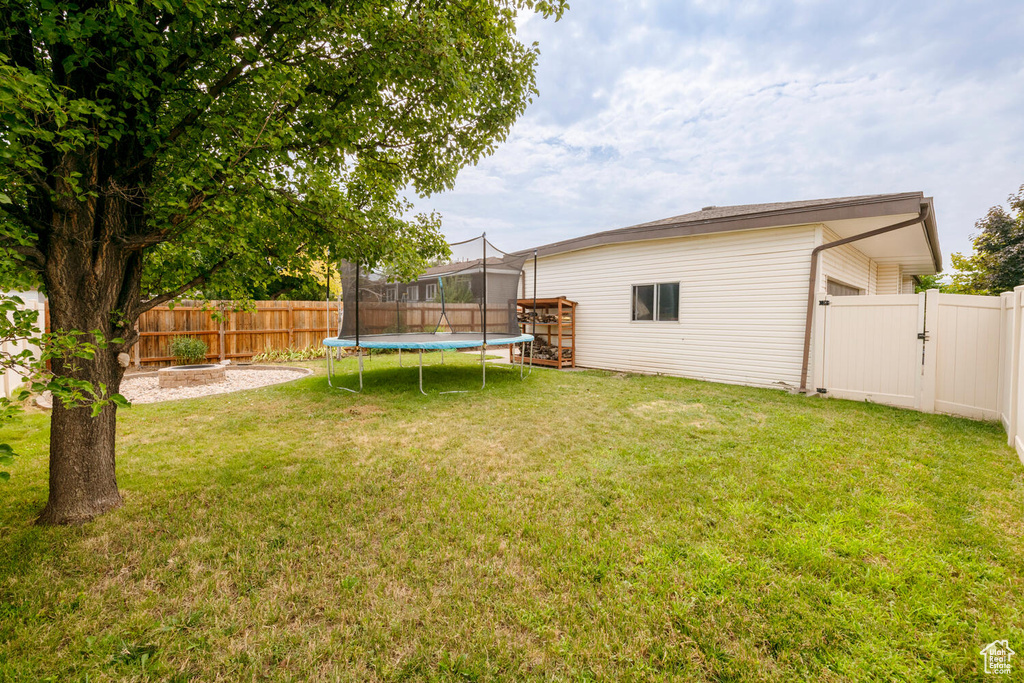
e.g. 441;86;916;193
630;194;907;228
521;192;940;270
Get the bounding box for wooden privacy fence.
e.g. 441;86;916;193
134;300;340;367
811;288;1024;463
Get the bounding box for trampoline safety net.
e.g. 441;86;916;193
339;235;528;342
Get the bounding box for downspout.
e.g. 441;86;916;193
799;204;930;392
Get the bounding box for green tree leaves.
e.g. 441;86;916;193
2;0;566;299
946;186;1024;295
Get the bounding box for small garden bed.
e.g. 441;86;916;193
121;365;311;403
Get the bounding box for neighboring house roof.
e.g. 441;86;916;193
523;192;942;272
421;257;506;278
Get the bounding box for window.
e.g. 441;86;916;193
632;283;679;321
425;283;437;301
384;287;396;302
406;285;419;302
826;279;861;297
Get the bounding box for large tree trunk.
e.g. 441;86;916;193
37;355;124;525
36;166;143;525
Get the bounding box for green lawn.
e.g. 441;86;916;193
1;353;1022;681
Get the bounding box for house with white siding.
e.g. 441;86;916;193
521;192;942;390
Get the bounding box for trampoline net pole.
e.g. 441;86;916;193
354;261;360;348
482;232;487;347
436;274;450;333
532;250;537;366
325;248;331;339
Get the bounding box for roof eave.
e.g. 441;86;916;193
922;196;943;273
525;193;940;266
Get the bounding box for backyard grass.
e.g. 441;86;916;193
1;352;1023;681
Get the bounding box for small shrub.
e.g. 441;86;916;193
251;345;328;363
169;336;208;365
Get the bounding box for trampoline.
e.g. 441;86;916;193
324;233;538;394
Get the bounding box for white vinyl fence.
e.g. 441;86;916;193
812;287;1024;462
1;295;46;399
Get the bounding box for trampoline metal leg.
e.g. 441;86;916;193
481;344;487;389
438;346;475;395
398;348;402;367
418;350;427;395
327;347;363;393
520;341;533;379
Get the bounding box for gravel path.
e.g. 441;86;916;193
119;367;311;404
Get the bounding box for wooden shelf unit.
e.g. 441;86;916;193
512;297;577;369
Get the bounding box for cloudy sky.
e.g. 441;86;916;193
413;0;1024;265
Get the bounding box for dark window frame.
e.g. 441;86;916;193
631;282;680;322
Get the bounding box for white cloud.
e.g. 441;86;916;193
415;1;1024;263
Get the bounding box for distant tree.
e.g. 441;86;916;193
198;256;341;301
436;275;475;303
914;274;948;293
945;186;1024;295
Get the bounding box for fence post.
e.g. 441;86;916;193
1010;286;1024;453
997;292;1013;426
132;322;141;369
287;301;294;349
810;291;828;394
918;289;939;413
1009;289;1020;447
218;307;226;363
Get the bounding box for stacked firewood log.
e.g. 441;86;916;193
517;311;559;323
514;337;572;361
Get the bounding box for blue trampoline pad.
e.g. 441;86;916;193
322;332;534;351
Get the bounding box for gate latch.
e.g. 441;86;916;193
818;299;831;306
917;331;929;341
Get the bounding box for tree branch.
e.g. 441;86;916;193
136;254;233;314
0;201;50;235
0;237;46;272
162;21;286;147
165;27;245;76
0;12;38;73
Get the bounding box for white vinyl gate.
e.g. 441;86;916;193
811;290;1003;421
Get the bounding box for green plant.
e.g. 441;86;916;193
169;336;208;366
251;345;328;363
